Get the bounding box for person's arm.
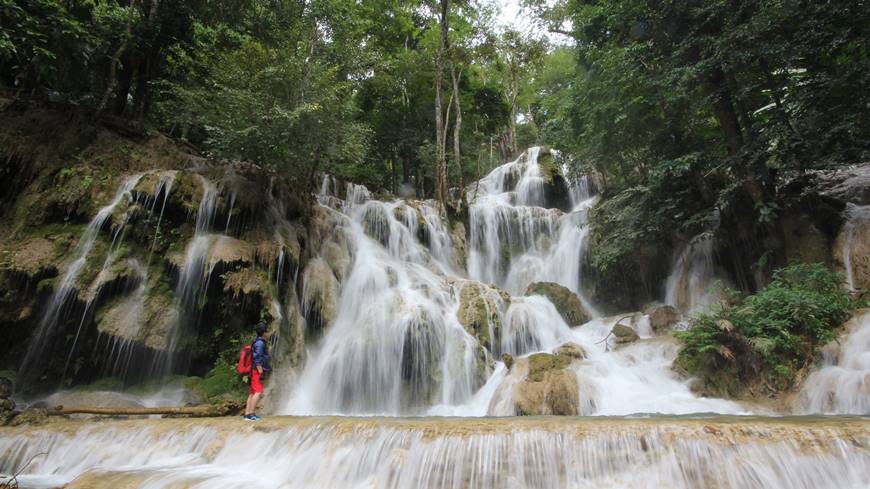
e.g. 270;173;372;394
253;339;265;374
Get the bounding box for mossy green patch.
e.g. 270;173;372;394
526;352;571;382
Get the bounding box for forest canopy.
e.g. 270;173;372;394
2;0;869;284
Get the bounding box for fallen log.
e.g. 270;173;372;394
45;404;234;417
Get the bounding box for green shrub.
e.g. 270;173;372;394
676;263;862;393
189;356;248;403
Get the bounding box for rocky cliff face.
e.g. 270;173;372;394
0;107;310;391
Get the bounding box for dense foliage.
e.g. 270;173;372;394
0;0;548;194
522;0;870;286
675;263;861;394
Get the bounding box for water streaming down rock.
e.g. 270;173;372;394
467;148;598;315
158;176;221;373
281;153;747;417
1;417;868;489
18;175;144;382
798;310;870;414
664;233;720;314
285;191;485;415
62;174;178;382
838;204;870;291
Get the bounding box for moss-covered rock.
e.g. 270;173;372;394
643;304;680;333
512;352;579;415
553;341;587;360
834;210;870;291
456;281;509;352
611;323;639;344
301;257;340;335
525;282;590;326
9;408;48;426
450;221;467;271
535;148;571;212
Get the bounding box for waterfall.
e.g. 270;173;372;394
18;174;143;381
284;195;483;415
797;310;870;414
1;417;868;489
158;176;221;374
664;233;719;313
840;204;870;291
283;154;745;416
467;148;599;314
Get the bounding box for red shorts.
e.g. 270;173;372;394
250;369;264;394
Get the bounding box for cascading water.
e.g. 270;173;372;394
18;174;143;382
285;193;483;415
839;204;870;291
664;233;720;314
467;148;598;314
1;417;868;489
797;310;870;414
159;176;221;372
280;148;746;417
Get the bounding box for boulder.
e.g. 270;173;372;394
553;341;587;360
501;352;514;370
513;352;579;415
457;281;509;352
643;304;680;333
525;282;590;326
611;323;639;344
817;164;870;206
9;408;48;426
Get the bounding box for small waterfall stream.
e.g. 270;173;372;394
18;175;144;381
664;233;720;314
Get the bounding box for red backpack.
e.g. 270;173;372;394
236;343;253;374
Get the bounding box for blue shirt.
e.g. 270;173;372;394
252;337;271;372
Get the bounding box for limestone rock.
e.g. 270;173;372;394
96;282;177;351
611;323;639;344
833;206;870;291
553;341;587;360
536;149;572;212
9;408;48;426
513;352;579;415
502;353;514;370
209;236;255;270
525;282;590;326
450;221;467;271
301;257;340;334
817;164;870;206
457;281;509;352
643;304;680;333
223;268;268;298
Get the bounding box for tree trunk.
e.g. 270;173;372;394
433;0;450;203
451;67;463;196
705;66;745;156
46;404;236;417
97;0;136;116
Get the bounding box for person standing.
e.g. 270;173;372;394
244;323;271;421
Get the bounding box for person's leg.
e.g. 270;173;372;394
249;392;262;414
244;394;254;416
248;369;264;417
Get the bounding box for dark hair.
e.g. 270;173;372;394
255;323;268;336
